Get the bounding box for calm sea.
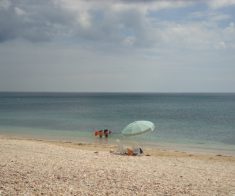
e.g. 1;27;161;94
0;92;235;154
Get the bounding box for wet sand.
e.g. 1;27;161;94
0;135;235;195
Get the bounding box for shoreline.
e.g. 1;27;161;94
1;134;234;161
1;127;235;157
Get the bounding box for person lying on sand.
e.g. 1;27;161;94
126;147;143;156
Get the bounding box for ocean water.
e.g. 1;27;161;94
0;92;235;154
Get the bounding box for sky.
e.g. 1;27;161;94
0;0;235;92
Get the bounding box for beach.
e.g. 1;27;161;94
0;136;234;195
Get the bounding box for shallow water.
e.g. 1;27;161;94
0;92;235;154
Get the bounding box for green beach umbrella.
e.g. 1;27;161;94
121;120;155;136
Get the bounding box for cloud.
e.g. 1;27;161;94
1;1;235;92
190;11;230;22
0;0;76;42
0;0;191;43
0;0;11;9
0;0;235;51
207;0;235;9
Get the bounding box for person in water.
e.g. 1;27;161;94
98;130;103;138
104;129;109;138
94;129;112;138
94;130;99;136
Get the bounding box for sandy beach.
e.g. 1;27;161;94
0;136;235;196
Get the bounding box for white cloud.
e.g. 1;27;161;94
208;0;235;9
0;0;235;51
0;0;11;10
62;0;192;13
0;0;193;43
190;11;230;22
14;7;26;16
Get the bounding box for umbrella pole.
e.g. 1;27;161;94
116;139;125;154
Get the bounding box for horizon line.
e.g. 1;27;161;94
0;91;235;94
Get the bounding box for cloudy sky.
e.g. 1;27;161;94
0;0;235;92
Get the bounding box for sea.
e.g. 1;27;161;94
0;92;235;155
